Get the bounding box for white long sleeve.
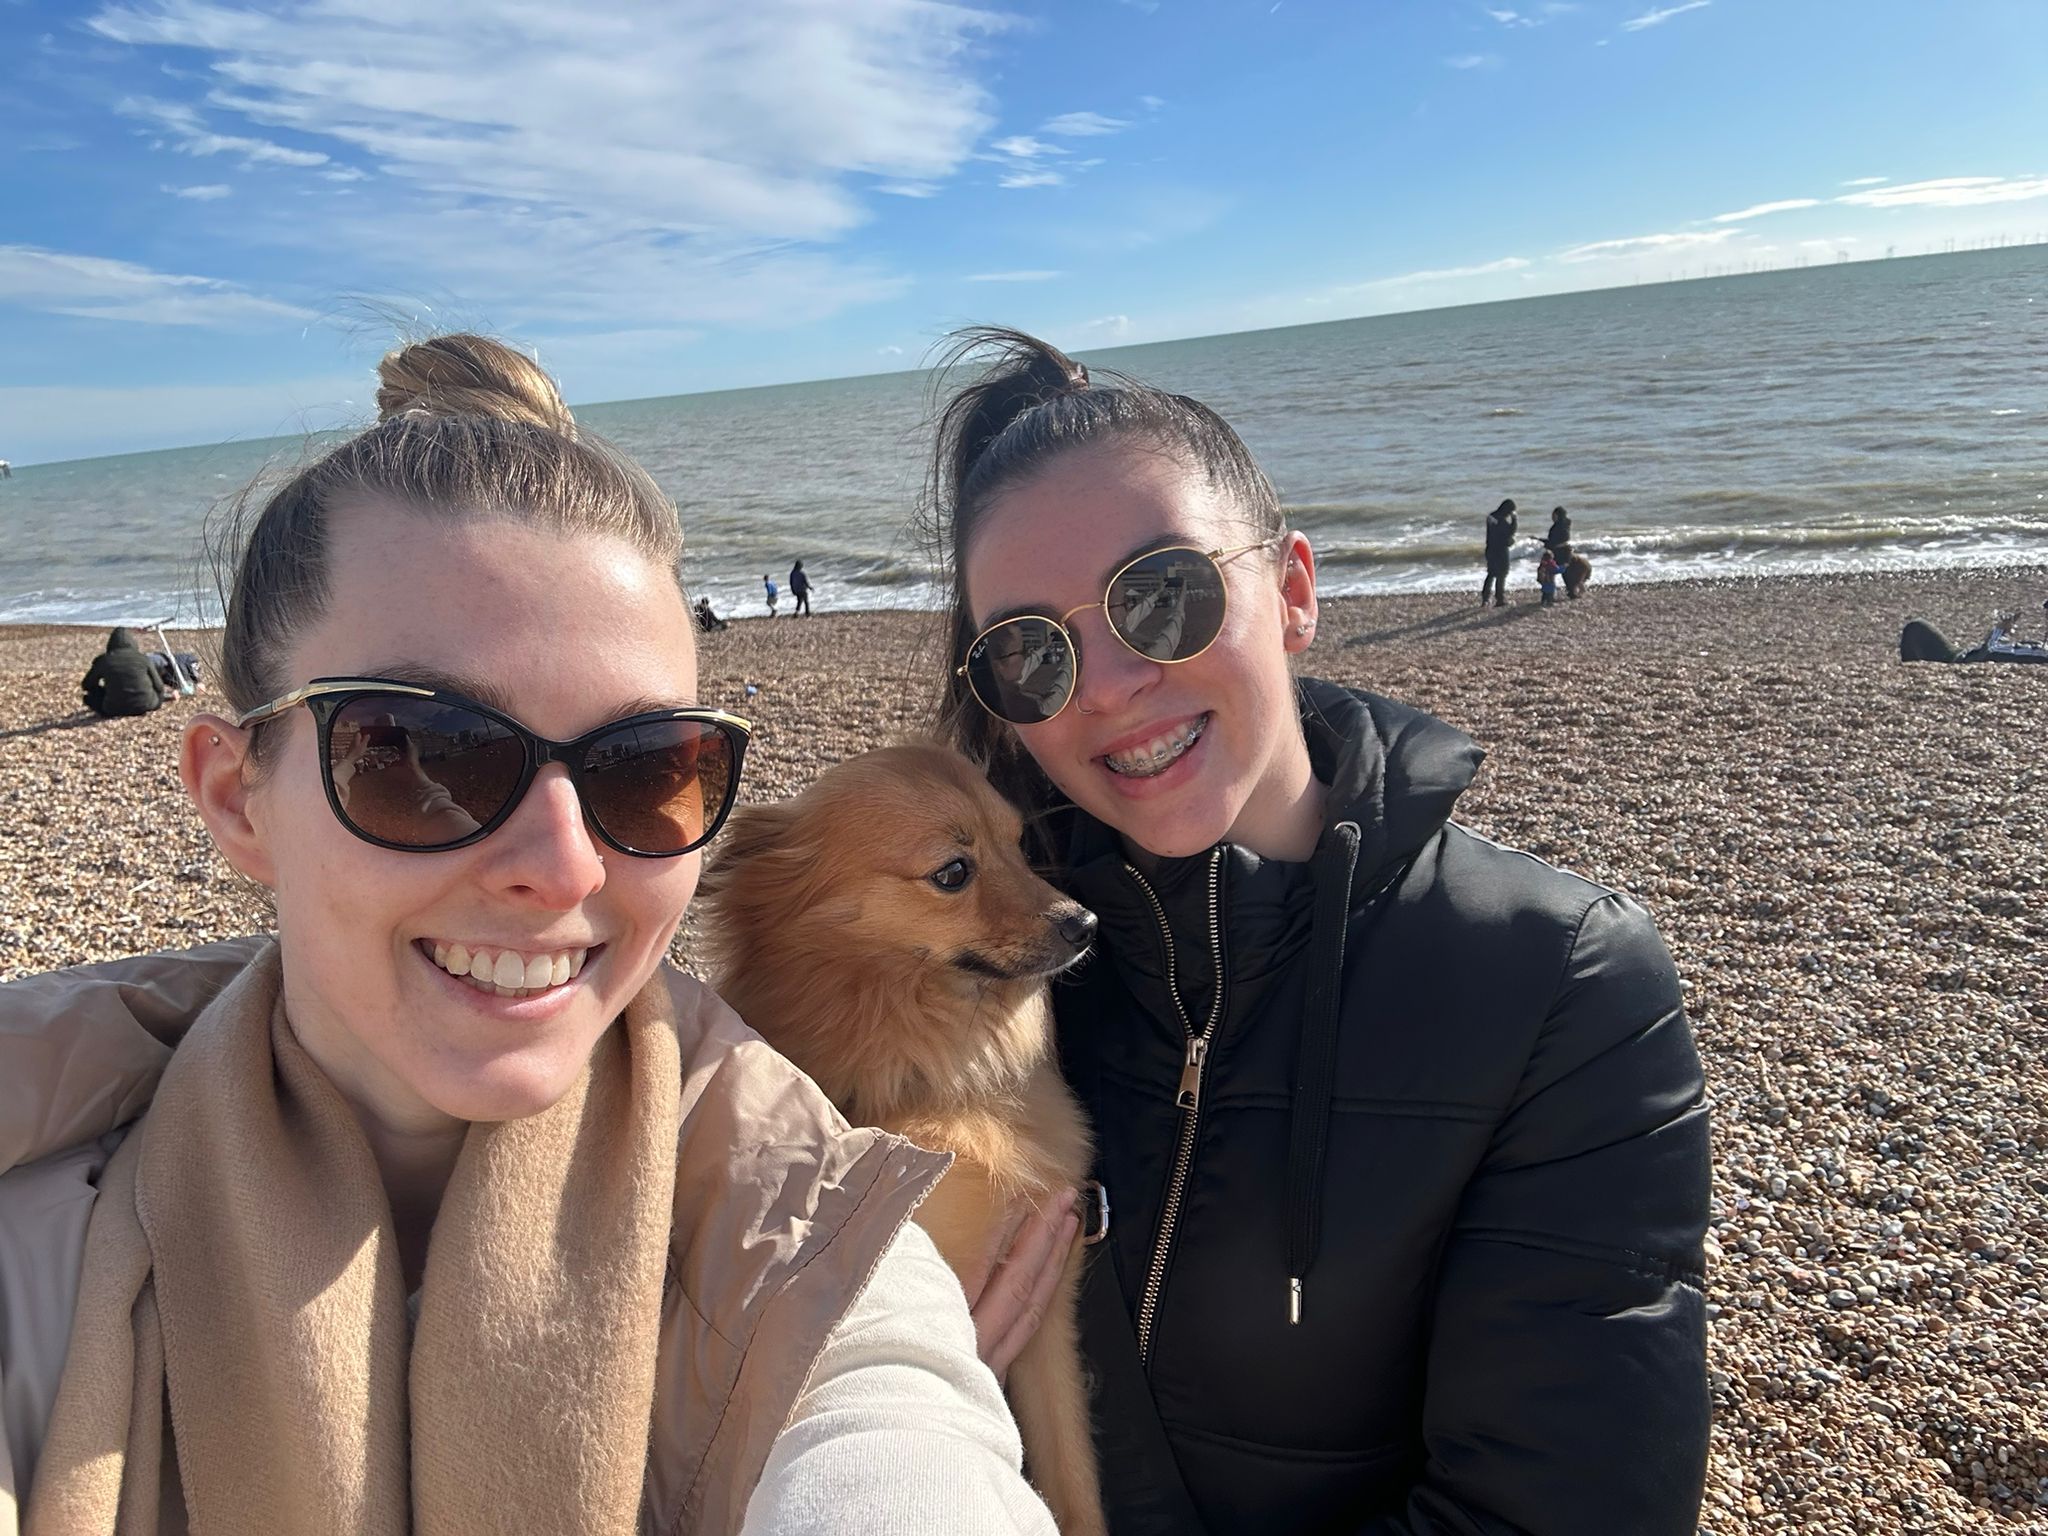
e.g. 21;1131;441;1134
740;1219;1058;1536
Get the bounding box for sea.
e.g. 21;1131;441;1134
4;245;2044;627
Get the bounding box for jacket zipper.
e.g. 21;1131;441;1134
1125;848;1226;1366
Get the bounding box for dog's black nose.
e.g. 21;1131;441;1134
1057;908;1098;950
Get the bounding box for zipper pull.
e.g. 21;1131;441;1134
1176;1036;1209;1110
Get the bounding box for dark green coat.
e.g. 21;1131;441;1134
81;642;165;717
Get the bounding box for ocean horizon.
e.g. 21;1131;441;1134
5;244;2045;627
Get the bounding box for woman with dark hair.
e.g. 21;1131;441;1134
1542;505;1574;565
924;327;1709;1534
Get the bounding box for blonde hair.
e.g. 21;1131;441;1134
216;334;684;745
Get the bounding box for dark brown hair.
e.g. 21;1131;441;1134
917;326;1285;843
214;334;683;758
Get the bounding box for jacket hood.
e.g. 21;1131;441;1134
1297;677;1482;890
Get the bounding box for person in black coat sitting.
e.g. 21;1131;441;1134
81;628;173;718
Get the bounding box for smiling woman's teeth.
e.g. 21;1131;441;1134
429;941;589;998
1104;714;1208;778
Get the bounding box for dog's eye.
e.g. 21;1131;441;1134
929;857;975;892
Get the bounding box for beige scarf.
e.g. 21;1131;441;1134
27;943;682;1536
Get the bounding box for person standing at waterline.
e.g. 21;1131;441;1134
926;327;1709;1534
0;335;1053;1535
1480;497;1517;608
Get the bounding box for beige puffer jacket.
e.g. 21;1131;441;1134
0;940;952;1535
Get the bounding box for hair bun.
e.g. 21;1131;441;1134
375;334;573;432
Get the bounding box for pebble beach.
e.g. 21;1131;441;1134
3;566;2043;1533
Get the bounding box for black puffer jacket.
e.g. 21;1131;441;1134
1053;679;1709;1535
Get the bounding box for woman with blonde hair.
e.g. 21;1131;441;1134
0;335;1053;1534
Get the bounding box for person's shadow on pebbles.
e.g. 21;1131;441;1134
1341;603;1545;651
0;710;123;743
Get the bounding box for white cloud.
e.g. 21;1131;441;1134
1837;174;2048;209
119;95;329;167
90;1;1009;245
1313;257;1530;303
1040;111;1128;137
877;344;905;356
1139;95;1166;111
966;269;1062;282
1559;227;1740;261
164;182;232;200
1000;169;1064;189
75;0;1016;335
0;373;367;465
1621;0;1709;31
1709;198;1819;223
992;134;1057;159
1078;314;1131;338
1842;176;1888;187
320;166;367;183
1445;53;1501;69
0;243;313;325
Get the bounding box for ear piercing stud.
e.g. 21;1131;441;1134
1294;622;1315;636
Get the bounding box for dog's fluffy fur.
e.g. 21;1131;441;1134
696;743;1105;1534
1564;551;1593;598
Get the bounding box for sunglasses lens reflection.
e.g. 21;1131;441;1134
1107;548;1228;661
327;695;522;847
966;618;1076;724
581;718;739;854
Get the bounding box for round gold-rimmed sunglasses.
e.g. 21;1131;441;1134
234;677;751;857
957;538;1279;725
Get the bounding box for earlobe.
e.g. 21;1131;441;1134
180;715;276;887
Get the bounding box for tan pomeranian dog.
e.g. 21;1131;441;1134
695;742;1106;1536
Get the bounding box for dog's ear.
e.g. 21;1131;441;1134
699;797;813;891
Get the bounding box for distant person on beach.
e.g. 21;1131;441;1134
1544;505;1574;565
923;325;1708;1534
1537;548;1560;606
694;595;728;631
789;559;813;617
0;334;1057;1533
80;626;173;717
762;572;779;616
1481;497;1517;607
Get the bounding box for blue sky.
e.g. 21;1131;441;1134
4;0;2045;464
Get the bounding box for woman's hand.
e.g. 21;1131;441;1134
960;1188;1080;1384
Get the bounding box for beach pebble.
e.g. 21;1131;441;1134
6;566;2047;1534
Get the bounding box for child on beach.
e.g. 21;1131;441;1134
762;571;779;616
927;326;1708;1534
1538;548;1560;605
0;335;1055;1534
